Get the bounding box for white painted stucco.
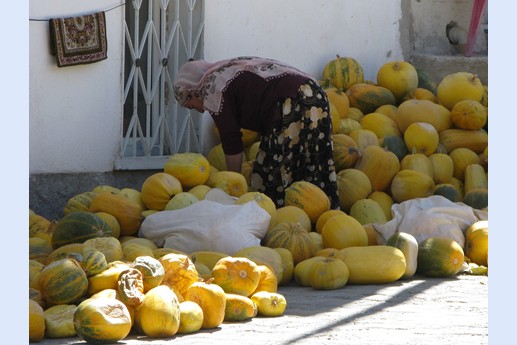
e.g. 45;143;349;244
29;0;124;173
29;0;485;174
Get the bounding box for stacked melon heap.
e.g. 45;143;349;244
29;55;488;343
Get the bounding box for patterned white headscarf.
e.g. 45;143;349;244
173;56;314;114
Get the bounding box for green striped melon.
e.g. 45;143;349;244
321;55;364;90
39;258;89;306
64;191;99;216
417;237;464;277
81;250;108;277
346;83;397;115
51;211;112;249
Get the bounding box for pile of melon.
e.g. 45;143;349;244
29;55;488;343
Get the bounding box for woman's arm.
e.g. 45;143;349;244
225;152;244;173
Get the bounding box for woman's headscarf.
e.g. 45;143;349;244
173;56;314;114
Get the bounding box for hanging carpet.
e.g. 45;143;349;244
49;11;108;67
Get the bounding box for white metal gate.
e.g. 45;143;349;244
116;0;205;170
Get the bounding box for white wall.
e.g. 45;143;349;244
204;0;404;82
30;0;405;174
29;0;124;173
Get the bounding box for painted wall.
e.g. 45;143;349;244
29;0;125;174
29;0;486;175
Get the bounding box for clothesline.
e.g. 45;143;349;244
29;1;126;22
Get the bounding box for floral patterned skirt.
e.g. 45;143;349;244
250;79;340;209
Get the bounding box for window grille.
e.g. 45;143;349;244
116;0;205;170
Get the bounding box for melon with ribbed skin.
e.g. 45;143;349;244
81;250;108;277
322;55;364;90
63;191;98;216
39;258;89;306
211;256;261;297
51;211;112;250
284;181;330;224
417;237;464;277
263;222;315;265
332;133;361;171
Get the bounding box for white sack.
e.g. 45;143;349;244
373;195;488;248
138;199;271;255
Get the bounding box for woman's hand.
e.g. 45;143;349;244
225;152;244;173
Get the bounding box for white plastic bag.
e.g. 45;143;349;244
138;198;271;255
373;195;488;248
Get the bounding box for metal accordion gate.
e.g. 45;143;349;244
116;0;205;170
